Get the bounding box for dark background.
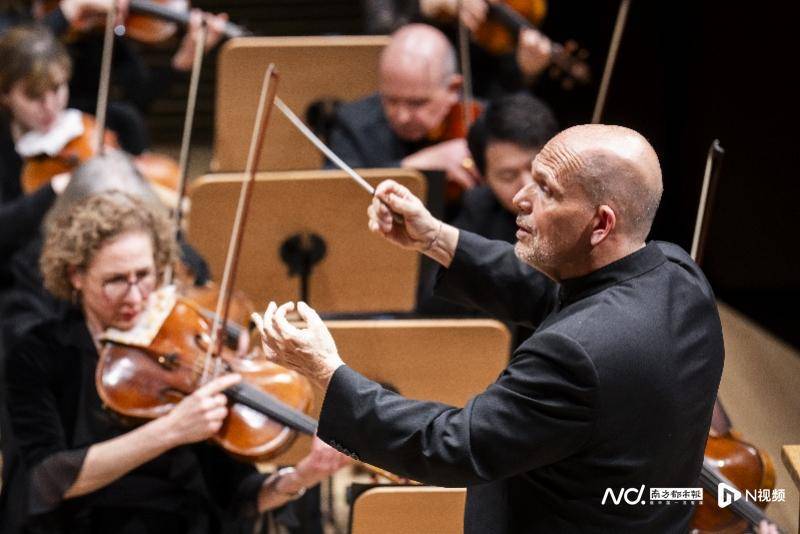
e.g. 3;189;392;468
146;0;799;349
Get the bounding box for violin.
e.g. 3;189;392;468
43;0;250;45
124;0;251;43
476;0;591;90
96;291;317;462
473;0;547;55
20;112;116;194
427;100;483;143
426;101;484;203
19;111;182;208
177;277;258;353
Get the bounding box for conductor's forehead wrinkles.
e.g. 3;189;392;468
536;141;583;183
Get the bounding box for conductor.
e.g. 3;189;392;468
254;124;724;533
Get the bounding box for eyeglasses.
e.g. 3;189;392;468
100;269;157;301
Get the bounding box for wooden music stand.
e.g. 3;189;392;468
350;486;467;534
186;169;424;313
269;318;510;465
214;36;389;171
782;445;800;528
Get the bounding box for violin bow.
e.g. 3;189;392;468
202;64;279;380
164;21;208;285
591;0;631;124
457;0;475;131
164;20;208;284
690;139;724;266
93;0;118;153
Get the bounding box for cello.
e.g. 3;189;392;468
686;140;783;533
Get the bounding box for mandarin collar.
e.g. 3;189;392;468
557;242;666;306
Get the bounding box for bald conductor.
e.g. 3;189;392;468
326;24;479;189
257;125;724;533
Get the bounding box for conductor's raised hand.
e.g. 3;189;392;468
367;180;440;251
252;302;344;391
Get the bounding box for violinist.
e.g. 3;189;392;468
257;124;725;532
0;0;228;154
1;191;350;533
456;91;557;243
421;0;554;86
0;25;72;305
0;150;207;348
326;23;481;191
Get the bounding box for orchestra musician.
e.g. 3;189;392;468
420;0;554;85
0;25;74;308
360;0;553;89
0;150;209;348
0;0;228;154
456;91;558;243
326;23;481;191
0;190;349;533
255;124;725;532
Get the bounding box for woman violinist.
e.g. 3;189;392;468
0;25;73;304
1;0;228;154
2;190;349;533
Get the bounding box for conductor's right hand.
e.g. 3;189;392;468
368;180;439;252
368;180;458;267
162;373;241;447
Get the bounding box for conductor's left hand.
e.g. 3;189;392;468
252;301;344;391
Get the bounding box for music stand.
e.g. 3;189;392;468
214;36;389;171
269;318;510;465
349;486;466;534
186;169;425;313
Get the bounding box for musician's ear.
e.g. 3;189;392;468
445;73;462;101
68;265;84;292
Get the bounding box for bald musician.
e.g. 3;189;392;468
256;124;724;532
327;23;479;189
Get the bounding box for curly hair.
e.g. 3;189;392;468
41;191;177;301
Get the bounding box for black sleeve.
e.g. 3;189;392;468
0;184;56;257
317;330;598;486
450;190;483;235
434;230;558;328
4;335;89;514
